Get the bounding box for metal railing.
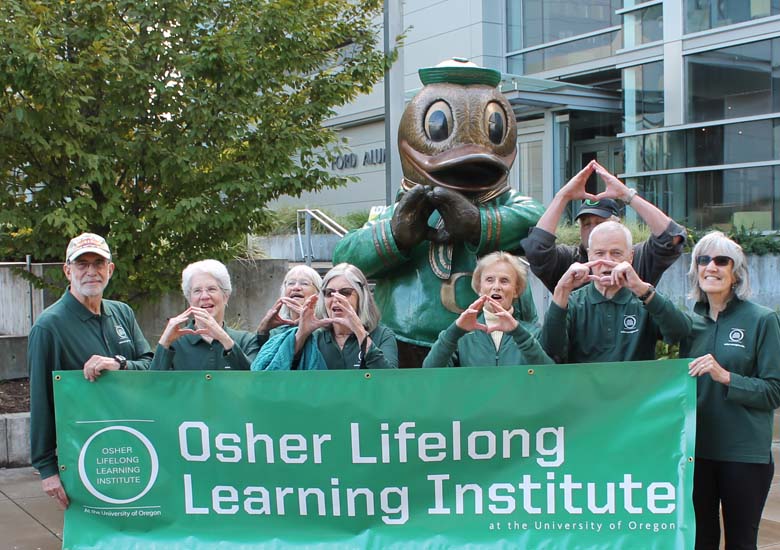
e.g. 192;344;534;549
296;209;348;266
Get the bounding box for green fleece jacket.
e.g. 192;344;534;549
28;290;152;479
681;298;780;463
422;317;553;368
541;285;691;364
150;323;262;371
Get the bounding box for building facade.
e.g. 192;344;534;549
273;0;780;232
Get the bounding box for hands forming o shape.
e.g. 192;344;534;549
257;298;302;333
560;160;633;203
327;293;368;341
455;295;517;333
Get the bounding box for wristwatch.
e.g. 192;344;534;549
114;355;128;370
638;285;655;304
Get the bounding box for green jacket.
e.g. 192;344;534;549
681;298;780;463
332;189;544;346
315;324;398;369
28;290;152;479
150;322;262;370
422;317;553;368
541;285;690;364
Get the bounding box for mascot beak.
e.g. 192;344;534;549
400;142;517;193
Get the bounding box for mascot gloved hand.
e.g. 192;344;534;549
334;58;545;367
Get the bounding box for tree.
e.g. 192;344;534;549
0;0;392;304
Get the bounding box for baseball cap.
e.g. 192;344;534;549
575;199;620;221
66;233;111;263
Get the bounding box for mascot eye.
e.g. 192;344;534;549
424;100;453;142
485;102;506;144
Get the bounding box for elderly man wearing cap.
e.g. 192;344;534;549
521;160;686;294
28;233;152;508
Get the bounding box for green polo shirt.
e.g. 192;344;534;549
28;290;152;479
315;324;398;369
422;317;553;368
150;323;262;371
681;298;780;463
541;284;690;364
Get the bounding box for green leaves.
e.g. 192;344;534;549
0;0;391;306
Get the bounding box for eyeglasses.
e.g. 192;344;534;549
696;255;733;267
284;279;313;288
191;286;222;297
323;287;356;298
70;259;108;271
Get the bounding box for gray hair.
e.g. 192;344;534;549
471;251;527;299
279;265;323;319
588;220;633;250
316;263;381;332
181;259;232;301
688;231;751;302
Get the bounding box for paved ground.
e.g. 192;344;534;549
5;454;780;550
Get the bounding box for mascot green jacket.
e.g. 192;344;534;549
333;59;544;347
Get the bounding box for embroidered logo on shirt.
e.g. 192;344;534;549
621;315;639;334
724;328;745;348
115;325;131;344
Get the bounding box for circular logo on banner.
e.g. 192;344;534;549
623;315;638;330
78;426;159;504
729;328;745;343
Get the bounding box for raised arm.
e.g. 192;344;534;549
535;161;598;234
593;161;682;243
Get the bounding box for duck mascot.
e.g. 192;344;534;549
333;58;545;367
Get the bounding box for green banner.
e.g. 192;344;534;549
54;360;695;549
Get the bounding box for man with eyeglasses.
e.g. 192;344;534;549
28;232;152;509
520;160;686;294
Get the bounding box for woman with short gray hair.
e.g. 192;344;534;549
423;251;551;368
151;259;262;370
681;231;780;549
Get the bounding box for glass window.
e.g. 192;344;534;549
624;62;664;133
687;39;777;123
625;119;779;172
623;4;663;49
685;0;780;34
518;140;544;203
507;30;622;74
506;0;621;74
513;0;621;49
506;0;523;52
634;167;780;230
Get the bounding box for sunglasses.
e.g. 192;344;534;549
696;255;733;267
323;287;356;298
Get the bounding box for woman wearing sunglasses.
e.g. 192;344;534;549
681;231;780;550
253;263;398;370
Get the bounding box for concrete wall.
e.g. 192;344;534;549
0;413;29;467
249;235;341;263
0;336;27;380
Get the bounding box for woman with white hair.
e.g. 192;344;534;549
423;251;552;368
150;259;262;370
254;263;397;370
255;264;322;344
681;231;780;549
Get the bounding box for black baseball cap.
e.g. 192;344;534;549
575;198;620;221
